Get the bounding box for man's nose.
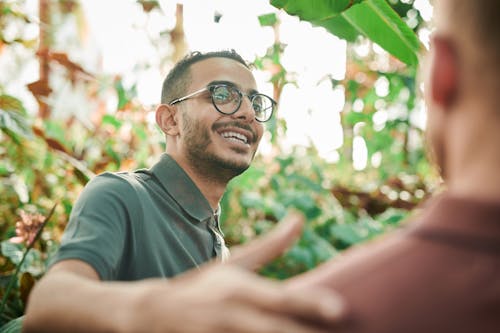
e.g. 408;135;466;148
232;96;254;122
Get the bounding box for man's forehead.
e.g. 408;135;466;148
189;57;257;89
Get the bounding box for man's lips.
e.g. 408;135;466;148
220;131;249;144
213;122;256;145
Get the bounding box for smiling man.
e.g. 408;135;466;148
51;50;273;282
158;53;269;213
23;50;345;332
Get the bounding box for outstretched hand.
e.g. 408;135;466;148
143;211;345;333
24;212;345;333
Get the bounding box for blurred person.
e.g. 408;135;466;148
288;1;500;332
23;50;344;332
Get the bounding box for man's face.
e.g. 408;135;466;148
176;57;264;177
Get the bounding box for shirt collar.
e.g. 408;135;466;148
150;153;214;222
411;192;500;244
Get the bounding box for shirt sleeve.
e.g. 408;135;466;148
50;172;140;280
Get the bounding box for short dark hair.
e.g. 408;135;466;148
160;50;249;104
450;0;500;60
445;0;500;97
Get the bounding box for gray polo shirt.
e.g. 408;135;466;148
51;154;228;281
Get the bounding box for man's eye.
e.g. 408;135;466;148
252;96;265;113
212;87;233;103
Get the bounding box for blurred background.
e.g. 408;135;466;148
0;0;438;324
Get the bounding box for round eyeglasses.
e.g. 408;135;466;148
169;84;277;122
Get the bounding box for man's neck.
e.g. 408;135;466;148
168;153;229;211
445;106;500;202
183;165;228;211
447;163;500;203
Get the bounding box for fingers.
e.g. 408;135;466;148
234;277;345;325
227;211;305;270
217;304;335;333
274;286;346;323
166;264;347;332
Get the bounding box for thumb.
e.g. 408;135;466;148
226;211;305;271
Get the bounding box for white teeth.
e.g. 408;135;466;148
220;131;248;144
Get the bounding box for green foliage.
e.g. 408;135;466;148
0;206;55;326
0;316;23;333
258;13;278;27
271;0;356;21
0;95;32;144
271;0;421;65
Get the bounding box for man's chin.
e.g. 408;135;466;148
220;149;255;167
220;158;251;175
201;152;253;179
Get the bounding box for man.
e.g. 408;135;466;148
288;1;500;332
23;50;343;332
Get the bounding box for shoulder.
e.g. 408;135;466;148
289;229;415;290
84;170;150;193
74;171;149;212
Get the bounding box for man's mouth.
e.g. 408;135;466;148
220;130;249;145
215;122;255;146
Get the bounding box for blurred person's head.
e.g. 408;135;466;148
424;0;500;193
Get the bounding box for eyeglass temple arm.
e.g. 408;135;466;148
169;87;209;105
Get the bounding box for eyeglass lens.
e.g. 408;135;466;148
210;85;274;122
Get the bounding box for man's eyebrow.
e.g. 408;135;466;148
208;80;237;87
208;80;259;95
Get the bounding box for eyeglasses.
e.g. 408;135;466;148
169;84;277;123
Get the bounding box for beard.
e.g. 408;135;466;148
181;111;254;182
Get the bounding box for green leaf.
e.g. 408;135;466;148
44;120;66;143
240;166;265;187
258;13;278;27
240;192;264;208
0;95;32;142
266;201;287;220
376;208;408;225
271;0;353;21
342;0;420;65
1;242;23;266
287;245;315;269
133;125;147;141
113;79;136;110
330;223;367;245
0;95;26;115
0;241;44;276
313;15;359;41
271;0;421;65
345;110;368;125
0;316;24;333
101;114;122;129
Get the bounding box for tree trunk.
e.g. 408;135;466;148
170;4;187;63
37;0;51;119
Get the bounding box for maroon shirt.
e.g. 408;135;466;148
290;193;500;333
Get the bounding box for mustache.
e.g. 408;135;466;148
213;121;257;143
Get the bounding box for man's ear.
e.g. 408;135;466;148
156;104;180;136
430;36;459;108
